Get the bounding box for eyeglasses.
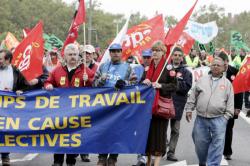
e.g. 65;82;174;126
211;64;224;67
173;53;182;57
143;57;151;59
152;49;162;52
110;50;122;53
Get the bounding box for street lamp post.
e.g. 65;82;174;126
88;0;93;44
113;19;121;35
91;29;98;46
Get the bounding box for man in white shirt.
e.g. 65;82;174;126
0;49;27;166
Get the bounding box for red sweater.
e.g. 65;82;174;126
44;64;94;88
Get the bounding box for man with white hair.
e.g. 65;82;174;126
44;43;94;166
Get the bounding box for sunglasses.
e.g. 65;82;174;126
152;49;162;52
110;49;122;53
173;53;182;57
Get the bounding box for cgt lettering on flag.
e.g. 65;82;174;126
16;42;40;72
12;21;44;81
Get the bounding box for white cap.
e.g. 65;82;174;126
83;45;95;53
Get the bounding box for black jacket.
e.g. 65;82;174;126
12;65;28;92
172;65;192;120
226;65;243;119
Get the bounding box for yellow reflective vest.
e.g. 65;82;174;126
185;55;199;68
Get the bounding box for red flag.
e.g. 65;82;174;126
12;21;44;81
165;0;198;46
61;0;86;55
232;57;250;94
122;15;164;61
177;32;195;55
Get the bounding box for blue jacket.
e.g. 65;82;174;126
172;65;192;120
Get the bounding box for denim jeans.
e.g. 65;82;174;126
192;116;228;166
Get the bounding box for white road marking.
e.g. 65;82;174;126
162;158;228;166
240;111;250;125
0;153;39;163
162;160;187;166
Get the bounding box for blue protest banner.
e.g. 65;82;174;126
0;85;154;153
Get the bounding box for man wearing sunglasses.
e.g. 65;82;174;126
93;43;137;166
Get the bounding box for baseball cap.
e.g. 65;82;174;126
83;45;95;53
142;49;152;57
109;43;122;50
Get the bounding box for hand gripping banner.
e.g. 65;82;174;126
0;85;154;153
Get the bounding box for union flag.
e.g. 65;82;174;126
12;21;44;81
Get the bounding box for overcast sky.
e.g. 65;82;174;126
63;0;250;19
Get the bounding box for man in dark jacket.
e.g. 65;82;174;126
217;52;243;160
0;49;28;166
166;47;192;161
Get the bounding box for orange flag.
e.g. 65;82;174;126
232;56;250;94
5;32;20;50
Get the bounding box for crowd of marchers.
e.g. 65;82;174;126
0;42;250;166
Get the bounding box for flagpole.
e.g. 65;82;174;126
83;23;86;86
156;43;177;83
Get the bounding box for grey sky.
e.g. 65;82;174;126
64;0;250;19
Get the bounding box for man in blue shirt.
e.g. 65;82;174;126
94;43;137;166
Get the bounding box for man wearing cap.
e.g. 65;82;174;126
132;49;152;166
79;44;99;74
142;49;152;68
93;43;137;166
78;44;99;162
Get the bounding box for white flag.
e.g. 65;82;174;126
185;21;218;44
99;15;131;66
